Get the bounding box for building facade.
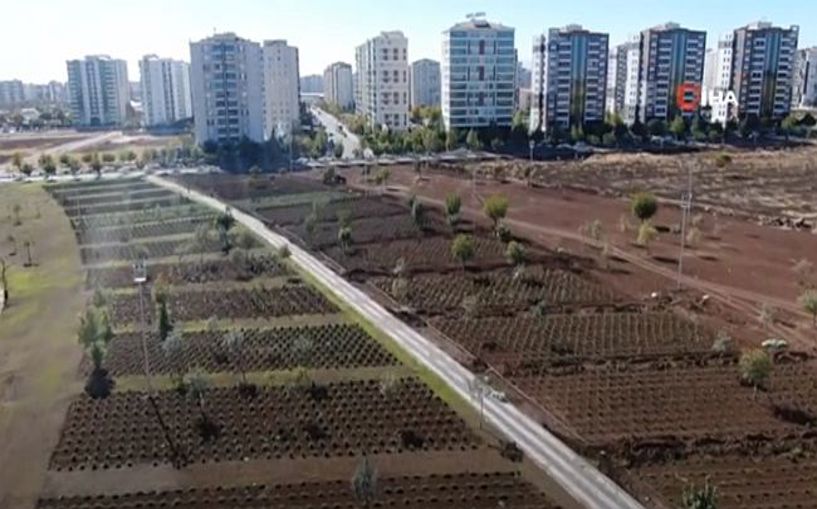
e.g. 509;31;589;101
300;75;323;94
189;33;265;145
635;23;706;124
66;55;130;126
410;58;441;109
324;62;354;110
793;47;817;108
262;40;300;137
0;80;26;107
611;37;641;123
730;22;799;120
532;25;608;134
442;18;516;131
355;31;410;131
139;55;192;127
702;34;734;124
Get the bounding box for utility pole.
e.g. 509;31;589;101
676;164;694;290
133;260;184;467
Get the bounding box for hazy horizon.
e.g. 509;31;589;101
1;0;811;84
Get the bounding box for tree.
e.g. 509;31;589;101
410;200;426;230
467;374;491;428
466;129;481;151
800;290;817;327
322;167;337;185
351;456;378;507
451;234;475;269
446;128;459;151
157;298;173;342
338;226;353;253
506;241;526;267
185;370;219;440
292;333;314;367
90;153;103;177
637;221;658;251
22;238;34;266
631;192;658;223
445;193;461;229
682;479;718;509
333;143;344;159
669;115;687;141
222;330;250;386
483;194;509;230
21;163;34;177
162;330;185;388
781;114;798;141
739;349;772;393
11;152;23;173
101;153;116;163
59;153;71;168
68;157;81;176
214;210;236;254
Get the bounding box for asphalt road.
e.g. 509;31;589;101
149;174;646;509
310;106;363;159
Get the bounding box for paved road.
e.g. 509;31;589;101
149;174;646;509
310;107;363;159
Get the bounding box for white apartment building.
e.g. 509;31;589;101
262;40;301;137
66;55;129;126
636;23;706;124
410;58;441;108
730;22;799;120
442;18;516;131
324;62;354;110
702;34;734;124
529;25;608;134
793;47;817;108
139;55;192;127
355;31;410;131
0;80;26;107
610;37;641;124
189;33;265;145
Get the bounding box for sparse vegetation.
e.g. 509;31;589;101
739;349;772;393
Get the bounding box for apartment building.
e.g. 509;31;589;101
730;22;799;120
530;25;608;134
355;31;410;131
702;34;734;124
410;58;441;108
189;33;265;144
324;62;354;110
610;37;641;123
65;55;130;126
635;23;706;124
262;40;301;137
300;75;323;94
0;80;26;107
139;55;192;127
793;47;817;108
441;17;516;131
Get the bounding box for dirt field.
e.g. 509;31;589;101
0;184;86;509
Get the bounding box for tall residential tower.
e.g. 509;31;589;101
66;55;130;126
410;58;441;109
441;17;516;131
262;40;301;137
355;31;410;131
324;62;354;110
139;55;192;127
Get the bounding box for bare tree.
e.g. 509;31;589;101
351;455;378;507
467;374;491;429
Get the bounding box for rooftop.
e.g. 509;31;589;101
446;19;513;32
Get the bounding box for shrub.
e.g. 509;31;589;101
631;192;658;222
739;349;772;391
800;290;817;327
483;194;509;229
506;241;526;266
681;479;718;509
451;234;475;268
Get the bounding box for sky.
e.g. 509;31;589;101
1;0;811;83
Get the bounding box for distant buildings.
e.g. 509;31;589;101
441;17;516;131
300;74;324;94
793;47;817;108
530;25;608;134
635;22;706;124
609;37;641;124
702;34;734;124
0;80;26;107
262;40;301;137
66;55;130;126
729;22;799;120
410;58;441;109
189;33;266;144
355;31;410;131
324;62;354;110
139;55;192;127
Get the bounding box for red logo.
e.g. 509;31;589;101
676;82;701;113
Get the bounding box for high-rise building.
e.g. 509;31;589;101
635;22;706;124
793;47;817;108
610;37;641;123
66;55;130;126
730;22;799;120
324;62;354;110
300;75;324;94
262;40;301;137
355;31;410;131
139;55;192;127
189;33;265;145
529;25;608;134
516;62;532;89
410;58;441;109
0;80;26;107
702;34;734;124
441;17;516;131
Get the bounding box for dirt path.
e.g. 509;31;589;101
0;184;86;509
